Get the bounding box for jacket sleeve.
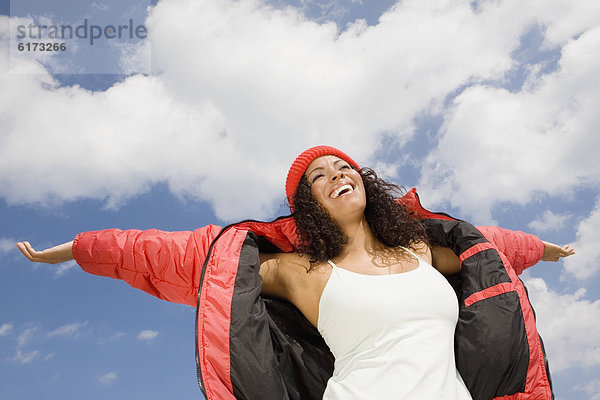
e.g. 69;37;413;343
72;225;222;306
477;226;545;275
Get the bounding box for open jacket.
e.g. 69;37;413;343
72;189;553;400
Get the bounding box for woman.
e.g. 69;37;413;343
17;146;574;400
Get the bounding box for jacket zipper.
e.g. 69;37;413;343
194;215;293;397
195;224;232;397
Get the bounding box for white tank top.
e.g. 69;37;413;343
317;248;472;400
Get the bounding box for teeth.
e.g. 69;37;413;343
332;184;353;198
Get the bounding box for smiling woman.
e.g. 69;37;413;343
16;145;574;400
304;156;367;225
293;158;430;265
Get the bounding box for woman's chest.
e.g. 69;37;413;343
318;265;459;357
322;265;457;325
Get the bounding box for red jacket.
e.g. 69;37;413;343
72;189;551;400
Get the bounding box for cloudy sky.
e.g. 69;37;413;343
1;0;599;399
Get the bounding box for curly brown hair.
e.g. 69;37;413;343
292;167;429;262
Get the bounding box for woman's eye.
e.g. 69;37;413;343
312;174;323;183
340;165;350;170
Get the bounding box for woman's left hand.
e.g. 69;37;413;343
16;241;74;264
541;241;576;262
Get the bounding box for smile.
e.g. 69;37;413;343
330;183;355;199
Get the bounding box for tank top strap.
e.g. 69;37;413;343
401;246;421;261
327;259;338;269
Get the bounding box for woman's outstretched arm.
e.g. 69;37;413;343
478;226;575;274
431;237;575;275
16;241;74;264
15;226;222;306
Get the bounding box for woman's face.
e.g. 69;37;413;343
304;155;366;224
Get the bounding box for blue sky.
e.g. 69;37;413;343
1;0;599;399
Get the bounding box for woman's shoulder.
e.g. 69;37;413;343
259;251;324;300
408;241;432;264
260;251;310;270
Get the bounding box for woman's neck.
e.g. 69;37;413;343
335;216;408;268
337;216;382;259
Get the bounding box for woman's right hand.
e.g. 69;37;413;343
541;241;575;262
16;241;75;264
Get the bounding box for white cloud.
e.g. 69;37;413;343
419;25;600;223
137;329;158;342
293;0;350;23
98;331;125;345
526;278;600;373
16;326;38;348
563;198;600;280
1;0;596;220
96;371;118;385
528;210;571;233
0;323;13;336
91;2;110;12
54;260;79;276
9;322;86;364
0;238;16;254
11;326;40;364
12;349;40;364
7;16;64;70
47;321;87;338
575;380;600;400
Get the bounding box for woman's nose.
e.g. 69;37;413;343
331;171;345;181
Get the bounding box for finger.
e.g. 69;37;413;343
561;245;576;256
556;247;575;258
16;242;34;261
17;241;46;262
23;242;41;259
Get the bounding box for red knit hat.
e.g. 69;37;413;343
285;145;360;210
